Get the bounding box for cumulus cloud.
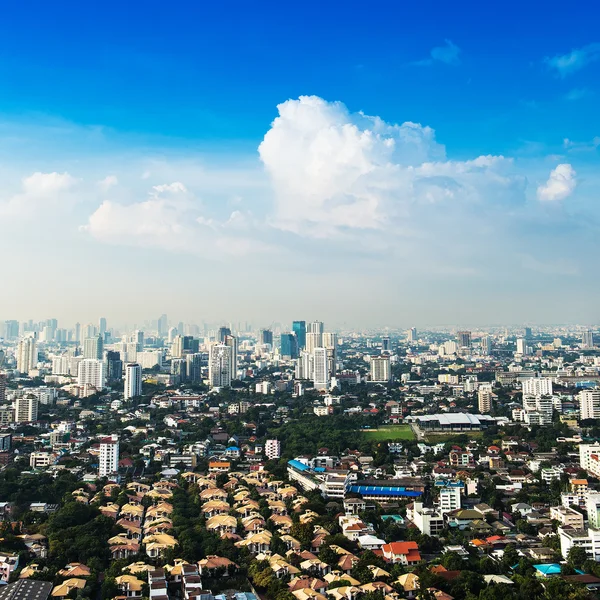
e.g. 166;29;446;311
545;43;600;77
83;181;269;256
537;164;577;202
259;96;525;237
97;175;118;190
0;171;77;217
414;40;461;66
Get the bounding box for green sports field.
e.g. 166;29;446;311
361;424;416;441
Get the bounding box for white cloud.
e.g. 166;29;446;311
97;175;118;190
563;137;600;152
0;171;77;217
545;43;600;77
413;40;461;66
536;164;577;202
259;96;525;236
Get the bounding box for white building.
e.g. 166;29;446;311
77;359;106;390
437;482;463;514
521;377;553;397
579;389;600;421
265;439;281;460
30;452;55;469
407;502;444;536
313;347;330;390
137;350;163;369
124;363;142;399
83;335;103;360
208;344;232;388
580;443;600;478
371;356;391;383
16;337;37;374
587;493;600;530
14;395;38;423
225;335;238;380
99;434;119;478
559;526;600;561
478;383;493;413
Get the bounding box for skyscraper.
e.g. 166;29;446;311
0;373;6;403
218;326;231;343
583;329;595;349
478;384;493;413
83;335;104;360
407;327;417;343
306;322;324;354
524;327;532;340
208;344;232;388
292;321;306;350
371;355;391;382
158;314;168;337
382;336;391;353
579;390;600;421
457;331;471;348
186;353;202;383
280;333;298;359
312;347;330;390
3;320;19;340
74;322;81;344
17;338;37;374
99;317;107;336
260;329;274;347
99;435;119;478
225;335;238;380
124;363;142;399
481;336;492;355
15;395;39;422
77;359;106;389
323;332;337;377
106;351;123;381
172;335;184;358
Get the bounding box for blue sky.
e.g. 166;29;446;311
0;1;599;327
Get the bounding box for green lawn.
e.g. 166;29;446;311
361;424;416;441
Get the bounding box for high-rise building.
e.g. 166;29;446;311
516;338;528;355
99;434;119;478
583;329;595;349
124;363;142;399
407;327;417;343
280;333;298;359
218;326;231;343
15;395;38;422
99;317;107;336
17;337;37;374
77;359;106;389
265;439;281;460
481;336;492;355
260;329;274;347
292;321;306;350
74;322;81;344
587;493;600;530
457;331;471;348
313;347;330;390
295;351;313;380
524;327;532;340
158;314;168;337
83;335;104;360
323;332;337;376
371;355;391;383
382;336;391;353
225;335;238;380
0;373;6;403
3;320;19;340
186;353;202;383
172;335;184;358
478;383;493;413
208;344;232;388
171;358;186;385
106;351;123;381
579;390;600;421
522;377;553;396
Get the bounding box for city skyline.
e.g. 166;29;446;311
1;3;600;323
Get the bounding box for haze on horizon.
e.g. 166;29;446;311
0;1;599;327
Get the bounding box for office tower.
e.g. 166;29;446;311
481;335;492;355
77;359;106;389
292;321;306;350
83;323;97;339
516;338;527;355
99;317;107;336
371;355;391;382
524;327;532;340
172;335;184;358
15;395;39;422
478;383;493;413
3;320;19;340
208;344;232;388
382;336;391;353
218;326;231;343
260;329;274;347
99;434;119;478
312;347;330;390
225;335;238;380
0;373;6;403
171;358;186;385
106;351;123;381
183;336;199;353
407;327;417;343
457;331;471;348
522;377;553;396
17;337;37;374
579;390;600;421
83;335;104;360
323;332;337;377
295;351;313;380
186;353;202;383
74;322;81;343
158;314;168;337
265;439;281;460
280;333;298;359
124;363;142;399
583;329;595;349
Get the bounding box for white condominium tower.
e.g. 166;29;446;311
77;359;106;389
83;335;104;360
124;363;142;399
306;321;324;353
15;395;39;422
16;337;37;374
99;434;119;478
225;334;238;380
313;347;329;390
371;355;391;382
579;389;600;421
209;344;232;388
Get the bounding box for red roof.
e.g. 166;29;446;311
382;541;420;560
